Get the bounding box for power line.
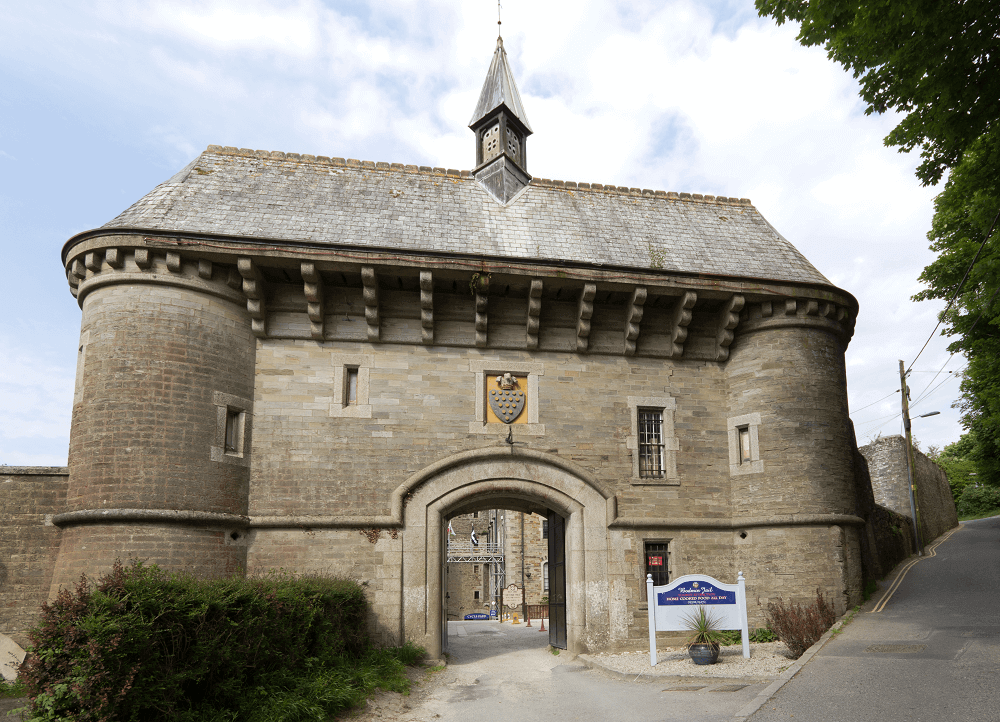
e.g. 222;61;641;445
850;389;899;414
907;206;1000;373
910;353;958;407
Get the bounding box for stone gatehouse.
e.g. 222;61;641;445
2;38;882;660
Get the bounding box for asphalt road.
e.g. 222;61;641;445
749;517;1000;722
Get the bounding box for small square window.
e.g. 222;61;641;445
728;413;763;475
474;590;480;600
638;409;665;479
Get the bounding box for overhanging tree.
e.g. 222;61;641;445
755;0;1000;186
756;0;1000;486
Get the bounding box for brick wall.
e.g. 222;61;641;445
0;468;68;647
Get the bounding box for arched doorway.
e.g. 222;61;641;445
396;448;617;661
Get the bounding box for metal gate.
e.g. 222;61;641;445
547;510;567;649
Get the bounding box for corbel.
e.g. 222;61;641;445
819;301;835;318
226;267;243;291
623;287;647;356
238;257;267;338
84;251;103;273
668;291;697;357
66;267;80;298
302;262;324;341
361;266;380;342
784;299;797;316
576;283;597;352
105;249;124;269
715;294;745;362
69;258;87;281
761;301;773;318
166;251;182;274
198;259;213;280
419;271;434;345
526;279;543;349
134;249;152;269
803;299;819;316
474;274;489;347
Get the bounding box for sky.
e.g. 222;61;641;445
0;0;965;466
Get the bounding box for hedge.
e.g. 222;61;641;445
18;560;375;721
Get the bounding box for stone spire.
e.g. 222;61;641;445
470;37;533;204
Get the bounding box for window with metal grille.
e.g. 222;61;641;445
543;562;549;593
644;541;670;587
542;519;548;539
637;409;665;478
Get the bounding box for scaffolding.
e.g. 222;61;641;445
446;509;505;616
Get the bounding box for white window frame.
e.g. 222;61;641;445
626;396;678;484
468;360;545;435
728;412;763;475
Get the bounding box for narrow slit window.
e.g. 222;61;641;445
738;426;752;464
474;590;480;600
542;519;548;540
224;409;242;454
638;409;665;478
543;562;549;593
346;368;359;405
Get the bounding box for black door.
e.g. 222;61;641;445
547;510;567;649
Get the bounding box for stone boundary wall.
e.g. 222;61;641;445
0;467;68;647
859;435;958;546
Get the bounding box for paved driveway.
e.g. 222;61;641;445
748;517;1000;722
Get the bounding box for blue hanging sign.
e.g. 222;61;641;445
657;579;736;606
464;612;490;620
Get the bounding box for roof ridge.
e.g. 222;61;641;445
203;145;752;206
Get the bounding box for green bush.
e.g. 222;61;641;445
713;627;777;646
18;560;419;722
957;485;1000;518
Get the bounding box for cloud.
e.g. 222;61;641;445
0;0;966;456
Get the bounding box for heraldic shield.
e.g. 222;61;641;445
488;378;525;424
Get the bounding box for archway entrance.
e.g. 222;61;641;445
397;448;618;662
442;505;566;654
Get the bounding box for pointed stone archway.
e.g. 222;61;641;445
398;447;621;661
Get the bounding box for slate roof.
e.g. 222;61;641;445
469;37;532;133
99;146;831;287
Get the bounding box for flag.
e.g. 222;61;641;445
471;529;478;546
447;520;455;537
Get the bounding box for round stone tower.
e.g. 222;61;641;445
726;297;863;613
49;240;256;593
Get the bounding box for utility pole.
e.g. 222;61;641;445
899;360;923;556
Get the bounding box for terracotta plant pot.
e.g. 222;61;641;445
688;642;720;665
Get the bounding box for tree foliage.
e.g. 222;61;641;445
914;131;1000;487
754;0;1000;186
755;1;1000;485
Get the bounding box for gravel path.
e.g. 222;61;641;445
585;642;796;679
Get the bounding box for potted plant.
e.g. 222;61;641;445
682;607;727;665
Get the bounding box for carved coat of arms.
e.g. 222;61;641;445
489;373;525;424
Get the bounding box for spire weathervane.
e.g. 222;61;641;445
469;8;533;204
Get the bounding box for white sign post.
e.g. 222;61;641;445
646;571;750;666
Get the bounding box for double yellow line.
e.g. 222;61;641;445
869;525;962;614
